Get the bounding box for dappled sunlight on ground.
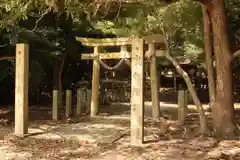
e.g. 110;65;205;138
0;102;240;159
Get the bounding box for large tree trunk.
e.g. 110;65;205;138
209;0;239;138
202;6;216;104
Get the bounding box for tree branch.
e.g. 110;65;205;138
114;1;122;21
30;7;52;32
0;56;15;61
0;44;7;48
163;34;208;135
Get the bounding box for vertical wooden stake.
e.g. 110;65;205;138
120;87;125;102
91;46;100;116
178;86;188;125
86;89;92;113
149;44;160;119
52;90;59;120
131;38;144;145
65;90;72;118
76;88;84;116
15;43;29;136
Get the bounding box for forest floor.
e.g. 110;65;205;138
0;102;240;160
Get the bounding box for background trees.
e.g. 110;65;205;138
0;0;240;139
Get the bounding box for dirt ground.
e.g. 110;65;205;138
0;102;240;160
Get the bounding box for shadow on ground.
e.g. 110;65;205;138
1;102;240;159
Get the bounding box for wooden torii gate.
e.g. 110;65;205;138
75;35;165;145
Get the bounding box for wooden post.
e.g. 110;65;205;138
15;43;29;136
131;38;144;145
178;84;188;125
52;90;59;120
91;46;100;116
120;87;125;102
65;90;72;118
76;88;84;116
149;43;160;119
86;89;92;113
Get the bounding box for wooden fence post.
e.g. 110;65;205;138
149;43;160;119
52;90;59;120
15;43;29;136
76;88;85;116
178;84;188;125
131;38;144;145
86;89;92;113
91;46;100;116
65;90;72;118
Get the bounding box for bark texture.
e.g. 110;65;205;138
58;53;66;108
209;0;239;138
202;6;216;103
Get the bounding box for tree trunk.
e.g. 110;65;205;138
209;0;239;138
202;6;216;104
58;53;66;108
53;61;59;90
165;53;208;135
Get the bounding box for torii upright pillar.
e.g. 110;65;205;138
131;38;144;145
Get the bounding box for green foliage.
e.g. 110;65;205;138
0;0;239;103
226;0;240;50
89;0;204;60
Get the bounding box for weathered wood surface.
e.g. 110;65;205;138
130;38;144;145
86;89;92;114
178;89;188;125
80;50;165;60
143;34;165;44
76;88;85;116
65;90;72;118
15;43;29;136
52;90;59;120
75;35;166;145
91;46;100;116
75;34;164;46
149;44;160;119
75;37;132;46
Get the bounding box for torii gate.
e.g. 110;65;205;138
76;35;165;145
